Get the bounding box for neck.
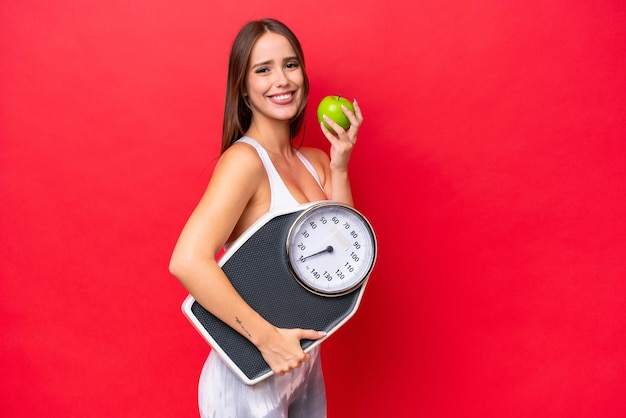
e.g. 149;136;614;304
245;119;293;155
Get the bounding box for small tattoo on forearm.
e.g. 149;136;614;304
235;316;252;338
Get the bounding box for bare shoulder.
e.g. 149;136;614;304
212;142;270;240
218;141;264;172
205;142;265;202
298;146;329;180
297;146;330;167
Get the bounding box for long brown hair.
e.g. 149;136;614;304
221;18;309;154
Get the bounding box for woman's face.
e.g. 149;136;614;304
244;32;304;126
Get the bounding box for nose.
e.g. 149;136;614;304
274;68;289;86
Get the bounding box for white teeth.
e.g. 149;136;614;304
273;93;292;101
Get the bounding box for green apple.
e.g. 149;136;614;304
317;95;354;132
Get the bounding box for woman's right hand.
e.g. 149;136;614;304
257;327;327;375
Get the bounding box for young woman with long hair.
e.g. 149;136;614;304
170;18;363;417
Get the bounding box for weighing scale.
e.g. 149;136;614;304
182;201;377;384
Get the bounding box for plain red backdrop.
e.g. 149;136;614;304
2;0;626;416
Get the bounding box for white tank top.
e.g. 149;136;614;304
236;137;324;211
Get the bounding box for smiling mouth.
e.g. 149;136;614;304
270;92;294;102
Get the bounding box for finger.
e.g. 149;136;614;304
320;119;335;136
351;98;364;122
338;100;363;134
341;104;360;127
320;123;341;147
323;120;354;147
299;329;327;341
341;108;359;131
321;115;347;136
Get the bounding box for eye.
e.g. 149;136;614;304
285;61;300;70
254;67;270;74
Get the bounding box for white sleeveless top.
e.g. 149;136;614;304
199;138;328;416
236;137;324;211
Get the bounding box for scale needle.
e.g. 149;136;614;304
300;246;334;262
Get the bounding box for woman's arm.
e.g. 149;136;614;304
318;99;364;206
169;143;323;375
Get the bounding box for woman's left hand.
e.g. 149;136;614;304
320;99;363;172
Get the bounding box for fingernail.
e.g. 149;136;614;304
323;114;330;120
318;331;327;336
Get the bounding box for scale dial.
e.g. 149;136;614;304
286;202;377;296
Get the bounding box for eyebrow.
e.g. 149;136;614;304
250;55;299;69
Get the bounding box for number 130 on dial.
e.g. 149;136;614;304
286;202;377;297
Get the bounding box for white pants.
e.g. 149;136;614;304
198;347;326;418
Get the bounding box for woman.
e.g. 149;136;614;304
169;18;363;417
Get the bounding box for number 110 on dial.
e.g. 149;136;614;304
286;202;377;296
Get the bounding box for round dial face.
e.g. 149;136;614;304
286;202;377;296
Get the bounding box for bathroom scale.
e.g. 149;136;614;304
182;201;377;385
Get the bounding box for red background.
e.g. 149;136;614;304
2;1;626;416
